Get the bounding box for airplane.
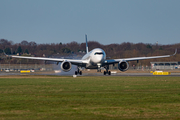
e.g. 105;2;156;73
5;35;177;75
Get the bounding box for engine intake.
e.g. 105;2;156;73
118;61;129;72
60;61;72;72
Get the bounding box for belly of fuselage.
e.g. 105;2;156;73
85;65;98;69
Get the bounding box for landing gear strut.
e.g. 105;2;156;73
97;63;101;72
104;66;111;75
75;67;82;75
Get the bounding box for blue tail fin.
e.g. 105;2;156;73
85;34;88;53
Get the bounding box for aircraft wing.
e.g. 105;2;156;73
6;55;89;66
104;49;177;64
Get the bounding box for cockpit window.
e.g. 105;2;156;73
94;52;104;55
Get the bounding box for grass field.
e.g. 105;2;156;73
0;76;180;120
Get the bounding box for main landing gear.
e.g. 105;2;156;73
104;70;111;75
104;66;111;75
75;67;82;75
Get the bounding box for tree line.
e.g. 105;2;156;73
0;39;179;66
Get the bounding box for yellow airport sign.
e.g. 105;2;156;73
20;70;31;73
152;71;171;75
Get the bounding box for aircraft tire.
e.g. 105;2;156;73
104;71;106;75
75;71;78;75
108;71;111;75
79;71;82;75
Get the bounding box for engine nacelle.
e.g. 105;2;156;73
60;61;72;72
118;61;129;72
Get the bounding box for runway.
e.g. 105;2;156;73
1;71;180;77
81;72;180;77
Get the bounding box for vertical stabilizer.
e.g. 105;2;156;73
85;34;88;53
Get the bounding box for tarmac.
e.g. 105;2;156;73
1;70;180;77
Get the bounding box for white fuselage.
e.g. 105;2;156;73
81;48;106;69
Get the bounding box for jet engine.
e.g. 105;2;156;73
60;61;72;72
118;60;129;72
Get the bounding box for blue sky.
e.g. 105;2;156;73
0;0;180;45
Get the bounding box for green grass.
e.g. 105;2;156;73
0;76;180;120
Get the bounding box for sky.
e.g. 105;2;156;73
0;0;180;45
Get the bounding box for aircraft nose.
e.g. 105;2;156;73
97;56;103;62
92;55;103;63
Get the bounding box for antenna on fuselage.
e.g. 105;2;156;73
85;34;88;53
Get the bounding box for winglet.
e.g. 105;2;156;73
3;49;8;56
172;48;177;56
85;34;88;53
3;49;11;57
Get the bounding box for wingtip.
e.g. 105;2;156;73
3;49;11;57
3;49;7;55
173;48;177;56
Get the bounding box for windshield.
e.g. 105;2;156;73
94;52;104;55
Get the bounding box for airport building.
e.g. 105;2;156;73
151;62;180;70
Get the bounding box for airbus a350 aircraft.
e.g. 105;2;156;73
5;35;177;75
